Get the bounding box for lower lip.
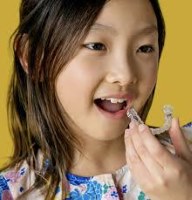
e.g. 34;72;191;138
95;104;129;120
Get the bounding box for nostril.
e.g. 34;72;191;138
105;69;137;87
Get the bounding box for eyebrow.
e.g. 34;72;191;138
90;23;158;36
137;25;158;36
90;23;118;35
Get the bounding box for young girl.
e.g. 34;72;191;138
0;0;192;199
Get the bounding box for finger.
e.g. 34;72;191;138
138;123;177;168
130;123;163;177
169;118;192;162
125;129;153;187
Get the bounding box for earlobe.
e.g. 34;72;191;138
14;34;29;74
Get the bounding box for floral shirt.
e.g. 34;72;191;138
0;162;150;200
0;122;192;200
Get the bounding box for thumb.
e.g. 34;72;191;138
169;118;191;161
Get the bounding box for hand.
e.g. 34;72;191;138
124;118;192;200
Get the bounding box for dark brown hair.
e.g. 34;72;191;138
1;0;165;199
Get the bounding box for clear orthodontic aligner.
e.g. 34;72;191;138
127;105;173;135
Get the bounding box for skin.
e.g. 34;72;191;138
125;119;192;200
56;0;159;175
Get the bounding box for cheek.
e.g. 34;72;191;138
138;58;158;90
141;67;158;97
55;58;103;108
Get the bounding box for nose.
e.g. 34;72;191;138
105;55;138;86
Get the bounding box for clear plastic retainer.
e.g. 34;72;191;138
127;105;173;135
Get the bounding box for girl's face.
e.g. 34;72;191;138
56;0;159;141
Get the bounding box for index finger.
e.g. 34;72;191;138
138;124;177;168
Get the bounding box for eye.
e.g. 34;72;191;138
83;43;106;51
137;45;154;53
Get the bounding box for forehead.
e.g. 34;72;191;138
93;0;157;35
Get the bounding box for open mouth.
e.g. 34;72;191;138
94;98;127;113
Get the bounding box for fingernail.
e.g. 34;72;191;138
125;129;130;138
138;124;147;132
129;119;137;129
129;121;134;129
176;117;180;126
172;117;180;129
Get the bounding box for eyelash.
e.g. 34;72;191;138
137;45;155;53
83;43;155;54
83;43;106;51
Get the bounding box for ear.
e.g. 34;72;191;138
14;34;29;74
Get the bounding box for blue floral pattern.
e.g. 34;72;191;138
0;163;148;199
66;180;103;199
64;166;148;200
0;176;13;200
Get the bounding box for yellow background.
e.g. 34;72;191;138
0;1;192;167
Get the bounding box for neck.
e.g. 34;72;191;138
70;134;126;176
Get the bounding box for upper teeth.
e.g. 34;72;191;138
101;98;127;104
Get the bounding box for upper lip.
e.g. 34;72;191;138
94;93;134;102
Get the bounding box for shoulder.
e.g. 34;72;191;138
0;161;35;199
